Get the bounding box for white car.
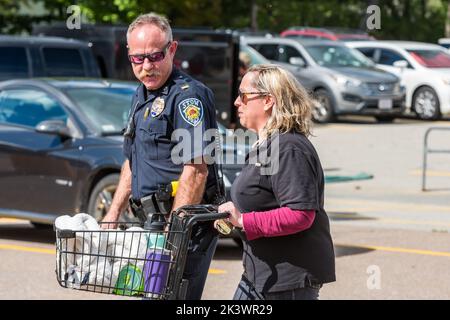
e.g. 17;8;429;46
347;41;450;120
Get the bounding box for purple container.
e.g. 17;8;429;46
143;250;171;295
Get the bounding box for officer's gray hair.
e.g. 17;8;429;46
127;12;173;43
247;64;313;137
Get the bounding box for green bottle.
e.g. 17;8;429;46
113;264;144;296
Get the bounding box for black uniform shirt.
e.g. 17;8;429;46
123;67;218;200
230;131;336;293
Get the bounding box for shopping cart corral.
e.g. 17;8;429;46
55;205;228;300
422;127;450;191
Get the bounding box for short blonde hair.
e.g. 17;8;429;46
127;12;173;43
247;64;313;137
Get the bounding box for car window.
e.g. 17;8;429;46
356;47;376;61
64;87;135;135
305;45;374;67
241;44;269;65
0;89;68;128
278;45;306;64
42;48;85;77
255;44;279;61
0;47;29;79
406;49;450;68
378;49;405;66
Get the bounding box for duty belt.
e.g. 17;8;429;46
129;183;174;230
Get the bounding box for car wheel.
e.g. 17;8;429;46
312;89;335;123
413;87;441;120
87;174;120;221
375;116;395;123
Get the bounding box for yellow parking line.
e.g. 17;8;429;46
208;268;227;275
322;124;361;132
0;218;24;223
0;243;227;274
336;243;450;258
410;170;450;177
0;243;55;255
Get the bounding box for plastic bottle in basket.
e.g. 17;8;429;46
143;249;171;296
113;264;144;296
147;232;166;250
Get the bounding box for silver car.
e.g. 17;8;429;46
242;37;406;123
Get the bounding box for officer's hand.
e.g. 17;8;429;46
101;212;119;230
218;201;243;228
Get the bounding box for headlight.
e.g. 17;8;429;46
331;74;362;87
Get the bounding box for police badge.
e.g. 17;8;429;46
151;97;165;117
178;98;204;126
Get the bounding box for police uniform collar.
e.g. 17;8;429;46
146;67;180;96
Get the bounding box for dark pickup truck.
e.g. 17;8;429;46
33;23;240;127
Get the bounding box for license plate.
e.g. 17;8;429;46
378;99;393;110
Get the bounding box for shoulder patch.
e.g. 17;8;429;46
178;98;204;127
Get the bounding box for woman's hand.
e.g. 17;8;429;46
218;201;243;228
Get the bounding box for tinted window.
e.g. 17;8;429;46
378;49;405;65
0;47;29;78
0;89;68;128
255;44;279;61
64;87;135;135
357;47;376;60
279;45;305;64
42;48;85;76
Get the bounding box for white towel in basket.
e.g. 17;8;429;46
107;227;149;271
55;214;150;289
55;214;110;287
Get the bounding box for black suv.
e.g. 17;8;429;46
0;35;101;81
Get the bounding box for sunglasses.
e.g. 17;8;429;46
128;41;172;64
238;89;270;104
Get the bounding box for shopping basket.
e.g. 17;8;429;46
55;204;229;300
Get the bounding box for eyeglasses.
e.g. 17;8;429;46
238;89;270;104
128;41;172;64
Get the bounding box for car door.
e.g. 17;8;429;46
0;87;82;215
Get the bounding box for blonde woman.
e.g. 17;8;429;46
217;64;335;300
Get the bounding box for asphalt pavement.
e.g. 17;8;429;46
1;115;450;300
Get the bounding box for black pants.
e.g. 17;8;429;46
182;223;219;300
233;276;320;300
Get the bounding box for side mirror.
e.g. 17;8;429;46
289;57;306;68
393;60;408;70
36;120;72;139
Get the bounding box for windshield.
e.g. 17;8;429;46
305;45;374;68
407;49;450;68
64;87;135;135
240;44;269;65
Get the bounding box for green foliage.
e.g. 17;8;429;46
1;0;449;42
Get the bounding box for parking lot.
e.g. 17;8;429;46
1;116;450;300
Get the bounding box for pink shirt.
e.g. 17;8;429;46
242;207;316;241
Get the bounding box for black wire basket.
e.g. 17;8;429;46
55;205;228;300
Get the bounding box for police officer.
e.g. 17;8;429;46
102;12;222;300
